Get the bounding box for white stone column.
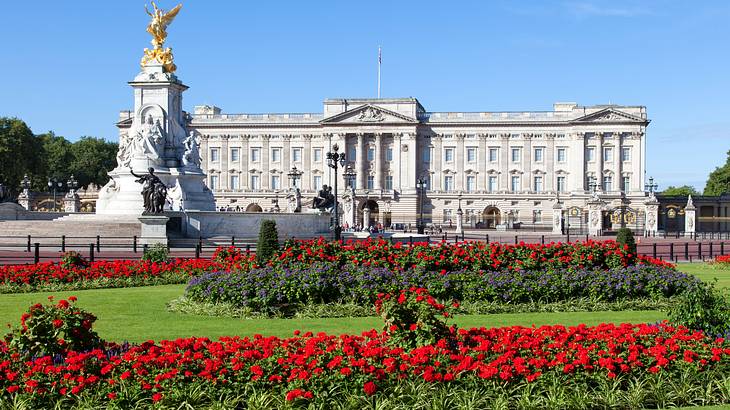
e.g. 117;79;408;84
588;198;604;236
523;134;532;191
685;195;696;237
241;135;249;189
405;133;417;190
393;133;402;191
500;134;510;191
261;135;270;189
478;133;487;190
644;196;659;236
552;201;563;234
455;208;464;235
546;134;555;191
356;133;366;189
375;132;383;190
433;134;442;190
363;207;371;229
302;135;312;191
455;133;465;190
596;132;604;191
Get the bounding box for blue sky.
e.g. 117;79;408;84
1;1;728;191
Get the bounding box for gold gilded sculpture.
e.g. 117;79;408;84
140;2;182;73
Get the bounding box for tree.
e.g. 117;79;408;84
704;150;730;196
39;132;73;183
256;220;279;263
0;117;44;194
661;185;700;197
68;137;118;188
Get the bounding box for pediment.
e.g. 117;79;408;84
572;108;647;124
320;104;418;124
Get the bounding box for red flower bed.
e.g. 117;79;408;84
1;322;728;405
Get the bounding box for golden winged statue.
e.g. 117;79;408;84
140;2;182;73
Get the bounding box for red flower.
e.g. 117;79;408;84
52;319;63;328
363;381;378;396
152;393;162;402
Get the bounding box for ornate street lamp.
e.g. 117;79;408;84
47;177;64;212
416;178;426;234
287;166;302;190
21;174;31;192
645;176;658;197
343;166;357;190
326;143;347;241
67;175;79;194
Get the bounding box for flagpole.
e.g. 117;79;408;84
377;46;381;98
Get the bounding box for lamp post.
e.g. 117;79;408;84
287;166;302;189
47;177;63;212
326;143;347;241
416;178;426;234
644;176;658;197
21;174;31;193
67;175;78;194
344;166;357;190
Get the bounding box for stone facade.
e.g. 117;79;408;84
117;98;650;231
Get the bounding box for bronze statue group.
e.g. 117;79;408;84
130;168;167;214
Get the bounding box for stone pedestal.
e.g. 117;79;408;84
552;203;563;235
587;199;604;236
684;195;696;237
138;215;169;246
64;192;80;213
455;208;464;235
644;197;659;236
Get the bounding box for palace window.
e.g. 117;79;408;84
443;209;452;223
467;147;477;162
534;147;544;162
444;148;455;162
385;175;393;190
230;175;239;190
347;146;356;160
603;147;613;162
488;176;498;192
250;175;260;190
271;148;281;162
271;175;280;190
622;176;630;192
489;148;499;162
603;175;613;192
511;148;521;163
534;175;543;192
230;148;240;162
444;175;454;191
386;147;393;161
292;148;302;162
313;148;322;162
557;176;566;192
367;147;375;161
586;147;595;162
251;148;260;162
510;175;520;192
422;147;431;162
210;148;220;162
367;175;374;190
209;175;219;189
621;147;631;161
313;175;322;190
557;147;567;163
466;175;476;191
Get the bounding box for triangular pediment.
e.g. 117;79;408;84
572;108;647;124
320;104;418;124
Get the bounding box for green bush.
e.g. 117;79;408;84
4;296;102;358
142;242;169;263
616;227;636;256
667;280;730;337
256;220;279;263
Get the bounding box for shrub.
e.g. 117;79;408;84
667;280;730;338
256;220;279;263
4;296;102;358
142;242;169;263
376;288;456;348
616;228;636;258
60;251;88;269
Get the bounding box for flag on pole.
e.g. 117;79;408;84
378;46;382;64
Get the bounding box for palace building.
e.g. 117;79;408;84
118;98;650;231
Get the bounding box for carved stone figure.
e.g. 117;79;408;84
130;167;167;213
116;132;132;167
131;115;165;160
358;106;384;122
590;212;599;227
182;132;201;167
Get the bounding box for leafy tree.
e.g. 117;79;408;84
256;220;279;263
661;185;700;196
39;132;74;183
0;117;44;194
704;150;730;196
68;137;118;188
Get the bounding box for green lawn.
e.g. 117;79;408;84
677;262;730;288
0;284;666;343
